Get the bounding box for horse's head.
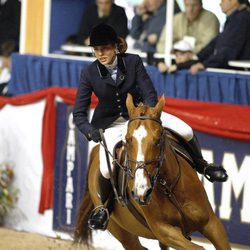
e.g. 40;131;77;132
125;94;165;206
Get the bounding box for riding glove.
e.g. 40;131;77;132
91;129;102;143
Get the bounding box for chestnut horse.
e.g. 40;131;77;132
75;95;231;250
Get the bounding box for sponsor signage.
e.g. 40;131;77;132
195;131;250;246
53;103;88;232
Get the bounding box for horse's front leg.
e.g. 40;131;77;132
200;213;231;250
150;223;205;250
107;219;148;250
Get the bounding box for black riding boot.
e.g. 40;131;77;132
188;136;228;183
88;173;114;230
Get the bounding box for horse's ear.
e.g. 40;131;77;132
126;93;135;116
154;96;165;114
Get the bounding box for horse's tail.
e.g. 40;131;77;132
74;187;94;246
74;146;99;246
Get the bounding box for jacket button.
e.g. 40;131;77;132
118;105;121;108
119;112;122;116
116;92;119;96
117;99;120;102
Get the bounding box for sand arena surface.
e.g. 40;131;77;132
0;227;106;250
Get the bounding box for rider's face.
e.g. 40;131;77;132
93;44;116;65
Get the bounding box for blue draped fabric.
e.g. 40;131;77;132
9;53;250;105
147;66;250;105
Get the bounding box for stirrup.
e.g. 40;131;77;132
88;205;110;230
204;168;214;182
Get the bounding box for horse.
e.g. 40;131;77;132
74;94;231;250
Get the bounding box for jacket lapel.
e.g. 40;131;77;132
116;55;126;86
96;61;117;86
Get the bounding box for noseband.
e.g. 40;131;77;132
125;116;165;187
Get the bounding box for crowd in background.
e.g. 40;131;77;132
72;0;250;75
0;0;250;95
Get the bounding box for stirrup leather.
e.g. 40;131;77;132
88;205;110;230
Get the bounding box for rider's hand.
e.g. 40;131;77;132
91;129;102;143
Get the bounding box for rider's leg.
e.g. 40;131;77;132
161;112;228;182
88;172;113;230
187;135;227;182
88;118;126;230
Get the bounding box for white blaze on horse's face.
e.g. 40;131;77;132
133;124;148;196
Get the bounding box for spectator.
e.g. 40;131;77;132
130;0;180;53
238;1;250;60
77;0;128;46
0;40;17;96
190;0;250;74
158;39;198;73
0;0;21;55
157;0;219;54
239;0;250;9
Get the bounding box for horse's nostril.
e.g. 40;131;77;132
145;188;153;198
131;190;135;197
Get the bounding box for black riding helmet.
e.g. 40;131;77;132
89;23;118;46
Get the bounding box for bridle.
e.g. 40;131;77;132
124;116;165;187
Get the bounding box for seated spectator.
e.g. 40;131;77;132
239;0;250;9
158;39;198;73
0;0;21;55
130;0;180;53
157;0;219;54
190;0;250;74
0;40;17;96
238;1;250;61
77;0;128;46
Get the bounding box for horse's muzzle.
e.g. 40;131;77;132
131;187;153;206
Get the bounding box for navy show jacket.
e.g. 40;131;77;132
73;53;158;140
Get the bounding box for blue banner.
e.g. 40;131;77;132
53;102;88;232
195;131;250;246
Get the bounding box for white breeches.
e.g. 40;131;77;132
97;113;193;179
99;117;127;179
161;112;193;141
